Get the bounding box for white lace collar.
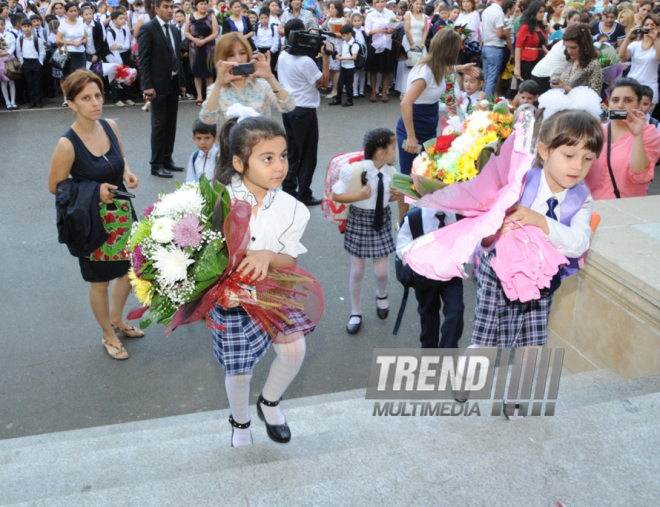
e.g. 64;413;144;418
229;174;277;209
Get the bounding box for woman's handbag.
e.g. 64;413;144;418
50;46;71;71
405;48;423;68
4;58;22;80
89;199;133;262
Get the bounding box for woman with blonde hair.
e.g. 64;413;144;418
199;33;294;127
618;9;635;35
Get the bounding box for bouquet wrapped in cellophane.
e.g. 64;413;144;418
127;177;324;340
392;100;514;199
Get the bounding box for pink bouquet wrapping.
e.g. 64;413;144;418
403;109;569;302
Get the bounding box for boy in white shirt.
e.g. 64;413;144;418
329;23;359;107
254;7;279;56
186;120;219;183
106;10;134;106
458;67;486;114
16;17;45;108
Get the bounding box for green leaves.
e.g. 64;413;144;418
140;293;178;329
413;174;447;195
130;220;152;249
192;239;224;281
391;173;421;200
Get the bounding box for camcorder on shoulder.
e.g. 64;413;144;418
285;29;337;59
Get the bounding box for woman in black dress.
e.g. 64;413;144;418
185;0;219;105
48;70;143;361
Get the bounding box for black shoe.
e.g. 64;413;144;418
342;100;353;107
165;164;184;172
151;168;173;178
302;196;323;206
376;295;389;319
228;415;252;447
257;394;291;443
346;314;362;334
36;103;43;108
28;103;36;109
328;98;342;106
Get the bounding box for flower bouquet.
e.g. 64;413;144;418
216;5;228;25
597;48;623;83
392;100;514;199
388;17;405;30
89;62;138;88
453;24;473;45
439;73;461;113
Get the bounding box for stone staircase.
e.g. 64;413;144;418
1;369;659;507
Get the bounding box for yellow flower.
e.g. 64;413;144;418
443;172;456;185
128;268;154;306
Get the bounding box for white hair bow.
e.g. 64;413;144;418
226;104;261;122
537;86;602;121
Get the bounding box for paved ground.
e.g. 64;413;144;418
0;97;481;441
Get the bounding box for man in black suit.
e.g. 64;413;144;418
138;0;186;178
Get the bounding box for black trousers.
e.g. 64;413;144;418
337;66;355;102
412;272;465;349
282;107;319;202
150;75;180;169
22;59;42;105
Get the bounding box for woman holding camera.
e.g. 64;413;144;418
550;24;603;94
199;33;294;126
585;78;660;200
618;14;660;103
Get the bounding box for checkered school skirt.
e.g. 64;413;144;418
471;251;554;348
210;304;315;374
344;205;396;259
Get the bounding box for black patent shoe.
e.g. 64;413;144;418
257;394;291;443
376;295;389;319
228;415;252;447
346;314;362;334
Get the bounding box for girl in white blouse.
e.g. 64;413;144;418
332;128;402;334
210;112;316;448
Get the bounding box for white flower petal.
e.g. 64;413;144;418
152;247;194;286
151;217;176;244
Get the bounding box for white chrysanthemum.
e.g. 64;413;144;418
152;247;194;286
465;110;492;137
151;217;176;244
451;133;477;155
445;115;465;134
152;185;205;219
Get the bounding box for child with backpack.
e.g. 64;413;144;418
185;119;219;183
329;23;360;107
394;207;464;347
351;11;367;98
331;128;400;334
254;6;280;71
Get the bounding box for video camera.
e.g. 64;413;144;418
285;29;337;59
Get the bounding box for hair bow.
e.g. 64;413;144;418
226;104;261;122
538;86;602;121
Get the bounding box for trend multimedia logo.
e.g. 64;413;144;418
366;348;564;417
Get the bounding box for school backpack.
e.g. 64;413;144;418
352;38;367;70
321;150;364;233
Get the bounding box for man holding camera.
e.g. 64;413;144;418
138;0;187;178
279;18;330;206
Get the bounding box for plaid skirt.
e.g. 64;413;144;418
471;251;554;348
210;304;315;374
344;205;396;259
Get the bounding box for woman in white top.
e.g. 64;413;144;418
395;0;427;97
455;0;480;43
57;2;87;77
618;14;660;103
365;0;396;102
397;29;479;216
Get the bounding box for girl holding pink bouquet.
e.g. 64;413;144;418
210;109;316;448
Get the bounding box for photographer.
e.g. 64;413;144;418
278;18;330;206
618;14;660;105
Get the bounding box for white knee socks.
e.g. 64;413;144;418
260;337;306;425
349;256;366;324
374;256;390;309
1;80;15;106
225;371;253;447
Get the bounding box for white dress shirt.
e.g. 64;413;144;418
277;51;322;108
365;8;393;52
407;63;446;104
0;30;16;59
396;207;457;259
185;145;218;183
340;36;358;69
156;15;178;75
16;33;46;64
106;25;130;64
532;40;568;78
455;10;480;43
332;159;396;210
481;3;505;48
254;23;279;53
227;175;311;258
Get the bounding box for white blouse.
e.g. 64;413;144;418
58;18;86;53
455;10;480;43
227;175;310;258
0;30;16;61
365;8;393;52
407;63;446;104
332;159;396;210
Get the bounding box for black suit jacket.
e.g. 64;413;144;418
138;18;185;94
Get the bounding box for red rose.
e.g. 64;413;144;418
93;250;103;260
446;96;453;104
104;254;110;261
107;231;117;245
121;250;129;259
495;97;503;103
113;255;119;260
105;213;115;224
446;83;452;90
117;227;125;236
434;133;457;154
461;45;465;50
118;215;128;223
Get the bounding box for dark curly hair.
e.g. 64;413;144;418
214;116;286;185
363;128;396;160
562;23;598;69
520;0;545;32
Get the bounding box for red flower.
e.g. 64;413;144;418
100;216;105;223
104;254;110;261
93;250;103;260
495;97;504;103
118;215;128;223
113;254;119;260
105;213;115;224
461;45;465;50
434;133;457;154
121;250;129;259
117;227;125;236
446;96;453;104
107;231;117;245
446;83;452;90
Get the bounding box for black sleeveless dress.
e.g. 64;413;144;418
64;119;132;283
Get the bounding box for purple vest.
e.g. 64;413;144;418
520;168;589;279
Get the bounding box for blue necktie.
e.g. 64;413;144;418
546;197;558;221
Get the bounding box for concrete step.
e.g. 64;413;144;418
4;389;659;507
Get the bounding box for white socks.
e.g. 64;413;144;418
1;80;15;106
225;371;253;447
374;256;390;309
260;336;306;425
349;256;390;319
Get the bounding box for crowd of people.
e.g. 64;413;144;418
42;0;660;443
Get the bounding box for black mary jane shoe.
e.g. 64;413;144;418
376;295;390;320
228;415;252;447
257;394;291;443
346;314;362;334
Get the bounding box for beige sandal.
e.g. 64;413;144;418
102;338;129;360
112;324;145;338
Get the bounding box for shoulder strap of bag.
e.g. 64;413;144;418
606;122;621;199
346;161;364;193
408;207;425;239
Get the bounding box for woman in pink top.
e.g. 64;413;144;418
585;78;660;199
